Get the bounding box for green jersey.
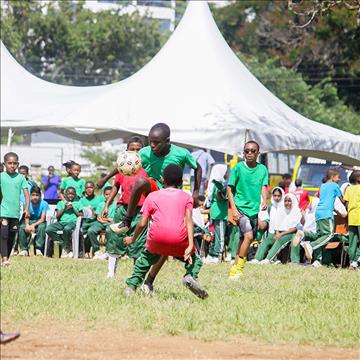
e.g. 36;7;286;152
56;200;83;223
95;201;116;219
228;161;268;219
60;177;85;199
80;195;103;210
210;181;228;220
139;144;197;188
0;172;27;219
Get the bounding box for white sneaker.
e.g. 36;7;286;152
224;253;232;263
312;260;322;268
35;249;43;256
248;259;260;264
292;230;305;246
107;272;115;279
301;241;313;260
93;251;108;260
273;260;282;265
349;261;358;270
259;259;271;265
204;255;219;265
18;250;29;256
67;251;73;258
61;250;69;258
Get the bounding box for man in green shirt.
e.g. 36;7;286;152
110;123;202;234
0;152;30;266
45;187;83;258
227;141;269;279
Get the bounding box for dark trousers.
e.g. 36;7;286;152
1;218;20;258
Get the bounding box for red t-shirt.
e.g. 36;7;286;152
141;188;194;257
114;168;148;207
293;188;310;211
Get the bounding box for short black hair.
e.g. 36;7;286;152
282;173;292;180
19;165;29;173
295;179;302;187
4;152;19;162
163;164;183;187
85;181;95;187
66;186;76;193
244;140;260;151
149;123;170;139
30;185;41;195
349;170;360;185
103;186;113;193
127;136;144;148
62;160;76;168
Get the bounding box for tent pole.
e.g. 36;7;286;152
7;128;14;149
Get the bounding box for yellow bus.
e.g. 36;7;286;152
292;156;350;198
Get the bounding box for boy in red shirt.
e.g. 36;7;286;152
123;164;208;299
293;179;310;211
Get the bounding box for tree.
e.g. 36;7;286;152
213;0;360;111
241;54;360;134
81;148;117;170
0;1;163;85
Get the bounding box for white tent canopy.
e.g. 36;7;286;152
1;1;359;164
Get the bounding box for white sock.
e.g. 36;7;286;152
108;254;120;277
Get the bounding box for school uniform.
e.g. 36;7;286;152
18;199;49;252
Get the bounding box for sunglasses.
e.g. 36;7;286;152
244;149;258;154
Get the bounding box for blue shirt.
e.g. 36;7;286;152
43;175;61;200
30;199;50;221
315;182;342;221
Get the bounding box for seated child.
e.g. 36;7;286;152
45;187;83;258
18;186;49;256
87;186;116;259
259;193;301;264
251;187;285;263
80;181;103;252
123;164;208;299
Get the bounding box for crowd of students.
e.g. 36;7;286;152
1;122;359;299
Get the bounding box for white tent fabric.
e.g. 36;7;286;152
1;1;359;164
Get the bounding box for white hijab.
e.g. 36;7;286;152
205;164;228;206
274;193;302;232
268;187;285;234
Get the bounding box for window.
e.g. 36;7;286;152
137;0;172;8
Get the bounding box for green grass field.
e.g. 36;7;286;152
1;257;359;347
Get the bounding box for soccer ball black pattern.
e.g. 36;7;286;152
116;151;142;176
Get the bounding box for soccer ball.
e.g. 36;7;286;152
116;150;142;176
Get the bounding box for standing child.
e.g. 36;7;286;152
87;186;116;259
204;164;228;264
293;179;310;211
0;152;30;266
45;187;83;258
294;169;344;265
18;186;49;256
59;162;85;201
42;165;61;204
343;170;360;270
123;164;208;299
18;165;36;206
227;141;269;279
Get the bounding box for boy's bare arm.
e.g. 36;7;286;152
97;169;118;189
192;162;202;208
227;186;240;221
23;188;30;218
124;215;148;245
261;186;268;210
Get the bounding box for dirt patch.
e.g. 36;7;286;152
1;323;358;359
